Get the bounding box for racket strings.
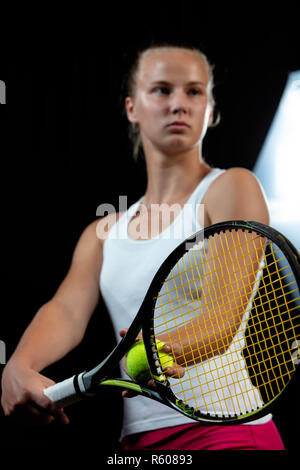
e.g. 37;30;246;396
154;243;284;317
152;229;300;418
153;279;298;339
167;365;293;415
164;326;297;387
151;314;298;373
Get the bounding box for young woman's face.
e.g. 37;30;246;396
126;48;214;156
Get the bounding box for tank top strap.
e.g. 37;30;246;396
188;167;226;206
183;167;226;233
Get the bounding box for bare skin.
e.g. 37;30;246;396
1;47;269;421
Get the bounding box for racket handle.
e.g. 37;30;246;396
44;372;86;407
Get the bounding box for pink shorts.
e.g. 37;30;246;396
122;420;285;450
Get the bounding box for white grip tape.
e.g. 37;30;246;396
44;372;86;408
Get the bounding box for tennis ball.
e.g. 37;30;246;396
126;339;173;384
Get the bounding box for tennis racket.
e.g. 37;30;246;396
44;220;300;424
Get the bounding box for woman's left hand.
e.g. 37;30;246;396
119;329;185;398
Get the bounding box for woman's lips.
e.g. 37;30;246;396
167;121;190;130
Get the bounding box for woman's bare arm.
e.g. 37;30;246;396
7;219;102;371
1;217;112;423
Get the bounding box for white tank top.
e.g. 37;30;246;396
99;168;271;439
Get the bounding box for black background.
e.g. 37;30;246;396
0;6;299;457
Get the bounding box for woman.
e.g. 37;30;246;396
1;42;285;450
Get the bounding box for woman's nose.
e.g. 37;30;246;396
170;90;188;114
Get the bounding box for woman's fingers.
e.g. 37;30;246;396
121;390;137;398
119;329;143;343
164;364;185;379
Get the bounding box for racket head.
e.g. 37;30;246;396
141;220;300;424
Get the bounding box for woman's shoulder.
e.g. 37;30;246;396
202;167;269;225
76;213;126;248
207;167;263;195
95;212;125;244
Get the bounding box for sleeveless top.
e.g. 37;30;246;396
99;168;272;439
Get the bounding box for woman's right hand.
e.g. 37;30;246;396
1;358;69;427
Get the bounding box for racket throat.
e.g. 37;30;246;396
82;329;142;392
82;347;126;392
99;378;163;402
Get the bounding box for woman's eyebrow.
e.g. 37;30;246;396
150;80;206;86
150;80;171;86
186;81;206;87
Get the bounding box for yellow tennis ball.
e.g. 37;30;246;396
126;339;173;384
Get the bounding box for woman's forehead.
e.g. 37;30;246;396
137;48;210;86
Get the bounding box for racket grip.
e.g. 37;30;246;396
44;372;86;407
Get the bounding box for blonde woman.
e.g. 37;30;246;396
1;42;285;450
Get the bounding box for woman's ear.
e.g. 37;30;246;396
125;96;138;124
208;105;221;128
208;107;214;127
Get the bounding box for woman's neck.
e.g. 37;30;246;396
142;148;211;206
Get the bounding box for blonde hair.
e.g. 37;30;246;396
124;41;219;160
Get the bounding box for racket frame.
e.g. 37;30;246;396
141;220;300;423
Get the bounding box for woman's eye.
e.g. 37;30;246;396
188;88;201;96
155;87;170;95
